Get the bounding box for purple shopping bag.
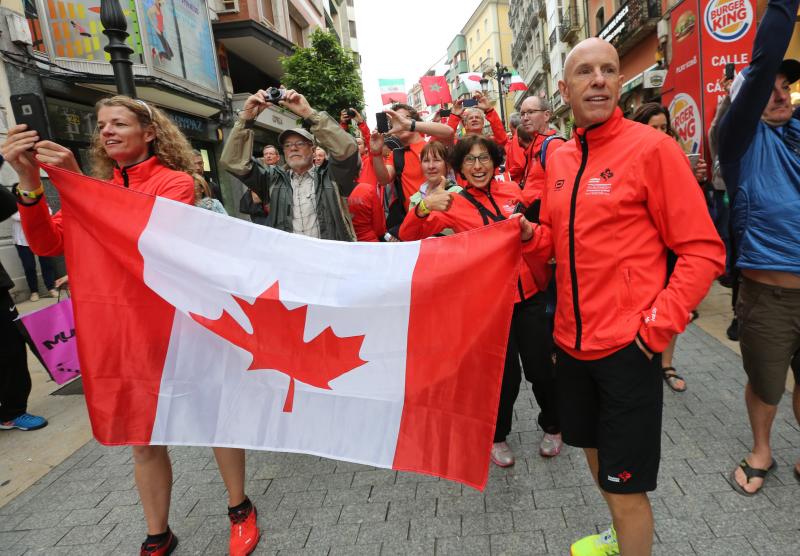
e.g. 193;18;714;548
18;298;80;385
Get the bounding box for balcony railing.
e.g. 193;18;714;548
597;0;661;56
559;4;581;43
536;0;546;16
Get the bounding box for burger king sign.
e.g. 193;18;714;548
669;94;703;154
704;0;753;42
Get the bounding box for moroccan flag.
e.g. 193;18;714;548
459;72;484;93
508;71;527;92
419;76;452;106
378;78;407;105
43;164;522;490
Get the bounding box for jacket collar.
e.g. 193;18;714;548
572;107;626;146
112;156;161;185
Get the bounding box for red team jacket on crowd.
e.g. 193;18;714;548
20;157;195;256
532;108;725;359
398;180;551;302
347;182;387;242
508;130;563;206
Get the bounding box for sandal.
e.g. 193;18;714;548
728;458;776;496
690;310;699;322
662;367;687;392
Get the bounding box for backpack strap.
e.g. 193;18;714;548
536;134;565;170
384;147;410;237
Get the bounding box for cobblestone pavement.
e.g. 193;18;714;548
1;324;798;555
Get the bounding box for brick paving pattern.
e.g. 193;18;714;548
1;324;798;555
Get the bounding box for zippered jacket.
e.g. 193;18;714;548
538;108;725;358
19;157;194;257
398;180;551;302
718;0;800;274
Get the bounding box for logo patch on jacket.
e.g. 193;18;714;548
600;168;614;180
586;177;612;196
554;179;565;191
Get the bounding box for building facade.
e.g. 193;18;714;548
462;0;516;127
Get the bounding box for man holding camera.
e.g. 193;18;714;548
220;88;359;241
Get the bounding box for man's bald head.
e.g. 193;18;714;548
563;38;620;78
559;38;623;128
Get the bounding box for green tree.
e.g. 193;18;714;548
281;29;364;117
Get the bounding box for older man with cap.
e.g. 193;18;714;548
718;0;800;497
221;89;358;241
527;36;725;555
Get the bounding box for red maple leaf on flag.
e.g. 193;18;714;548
190;282;367;413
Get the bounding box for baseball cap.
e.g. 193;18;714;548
731;59;800;100
278;127;314;146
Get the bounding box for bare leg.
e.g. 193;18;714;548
733;382;778;493
584;448;653;555
213;447;247;507
661;337;686;391
132;445;172;535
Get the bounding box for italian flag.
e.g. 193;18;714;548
378;78;408;105
43;165;522;490
508;71;527;92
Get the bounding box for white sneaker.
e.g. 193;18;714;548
490;441;515;467
47;289;58;298
29;292;39;302
540;432;563;457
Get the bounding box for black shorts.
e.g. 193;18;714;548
554;341;663;494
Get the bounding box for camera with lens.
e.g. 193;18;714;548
263;87;286;103
347;108;357;118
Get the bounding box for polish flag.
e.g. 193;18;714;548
44;165;522;489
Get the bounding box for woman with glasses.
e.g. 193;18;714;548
399;135;562;468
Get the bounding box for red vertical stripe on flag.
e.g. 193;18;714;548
393;221;521;490
43;165;176;445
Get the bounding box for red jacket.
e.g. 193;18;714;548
506;132;527;182
21;157;194;257
513;130;564;206
348;182;386;242
534;108;725;359
398;181;550;302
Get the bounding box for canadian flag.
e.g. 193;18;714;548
45;165;522;489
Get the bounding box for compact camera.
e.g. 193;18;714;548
263;87;286;102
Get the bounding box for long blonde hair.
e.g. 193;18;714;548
89;96;195;179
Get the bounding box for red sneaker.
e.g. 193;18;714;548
140;530;178;555
229;504;260;556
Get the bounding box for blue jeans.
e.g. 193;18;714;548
15;244;55;293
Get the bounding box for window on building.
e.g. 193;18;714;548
290;16;304;47
484;18;488;32
596;7;605;31
259;0;274;24
476;29;480;42
349;20;357;38
347;0;354;6
470;37;473;48
487;49;491;61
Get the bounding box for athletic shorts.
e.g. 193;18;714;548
554;341;663;494
737;277;800;405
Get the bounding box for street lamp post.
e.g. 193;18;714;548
100;0;137;98
494;62;512;130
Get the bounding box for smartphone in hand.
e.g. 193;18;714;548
724;63;735;81
461;99;478;108
11;94;52;143
375;112;390;133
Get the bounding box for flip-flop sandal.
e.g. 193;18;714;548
662;367;687;392
728;458;777;496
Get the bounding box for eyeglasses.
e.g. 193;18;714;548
520;109;547;116
463;153;492;166
283;141;312;150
